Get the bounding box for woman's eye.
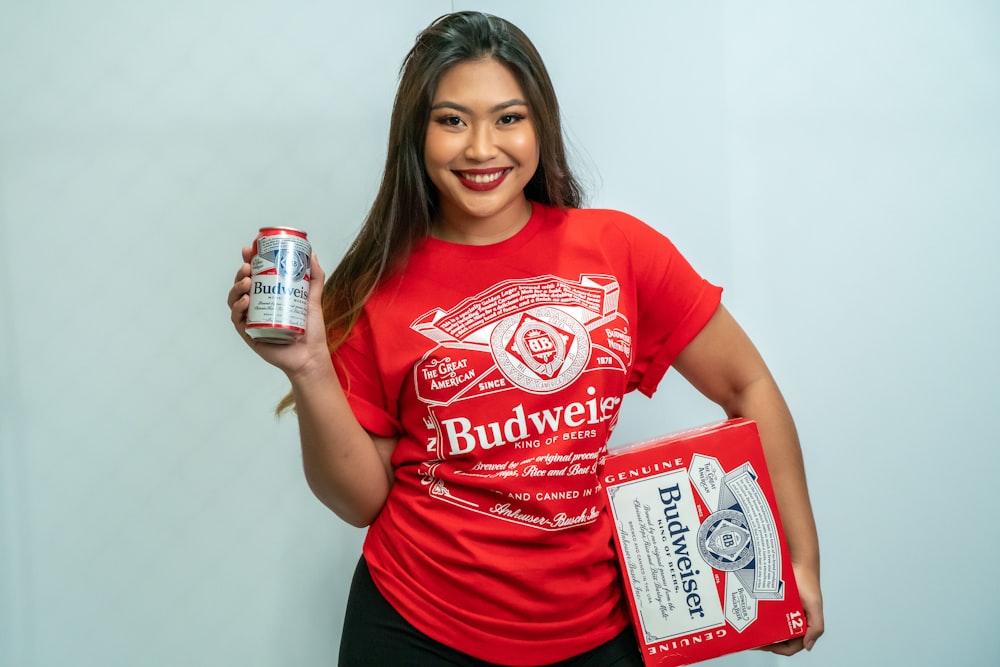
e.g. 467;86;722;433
436;115;464;127
498;113;524;126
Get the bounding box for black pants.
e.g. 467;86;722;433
339;557;643;667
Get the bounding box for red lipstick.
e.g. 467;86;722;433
455;168;511;192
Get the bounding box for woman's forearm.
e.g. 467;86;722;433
288;360;393;527
724;375;824;650
724;376;819;576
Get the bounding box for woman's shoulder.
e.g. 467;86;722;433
549;205;685;264
553;204;642;225
553;205;657;238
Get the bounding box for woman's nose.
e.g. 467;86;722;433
464;123;498;161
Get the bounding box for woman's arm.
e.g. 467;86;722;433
286;355;396;527
672;305;824;654
228;249;394;527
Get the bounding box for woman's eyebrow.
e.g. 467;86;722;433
429;99;529;113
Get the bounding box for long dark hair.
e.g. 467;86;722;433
278;12;582;413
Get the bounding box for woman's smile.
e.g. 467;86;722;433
455;167;512;190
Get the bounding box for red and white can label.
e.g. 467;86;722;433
247;227;311;343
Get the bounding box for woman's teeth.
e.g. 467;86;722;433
461;171;505;183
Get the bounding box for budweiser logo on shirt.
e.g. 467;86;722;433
436;388;621;456
403;273;633;532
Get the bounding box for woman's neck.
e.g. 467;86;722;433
432;198;533;246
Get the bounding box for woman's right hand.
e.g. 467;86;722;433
227;246;332;382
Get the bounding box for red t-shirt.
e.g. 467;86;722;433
333;203;722;665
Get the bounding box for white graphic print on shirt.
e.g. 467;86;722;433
409;273;635;531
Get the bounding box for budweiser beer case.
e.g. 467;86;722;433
602;418;806;666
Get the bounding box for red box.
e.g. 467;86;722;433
602;419;806;666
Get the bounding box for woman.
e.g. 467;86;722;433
228;11;823;667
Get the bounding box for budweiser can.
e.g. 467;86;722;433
247;227;312;343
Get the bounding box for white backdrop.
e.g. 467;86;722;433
2;1;998;666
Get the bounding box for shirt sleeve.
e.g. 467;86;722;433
620;214;723;397
331;309;403;437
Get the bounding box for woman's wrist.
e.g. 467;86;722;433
284;348;338;389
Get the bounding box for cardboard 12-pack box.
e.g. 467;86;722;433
602;418;806;666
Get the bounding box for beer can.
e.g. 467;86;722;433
246;227;312;343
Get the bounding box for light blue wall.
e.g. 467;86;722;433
2;1;998;666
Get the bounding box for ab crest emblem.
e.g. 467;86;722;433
491;306;591;392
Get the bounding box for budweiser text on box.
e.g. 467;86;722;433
602;418;806;666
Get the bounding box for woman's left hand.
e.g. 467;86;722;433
760;561;824;656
